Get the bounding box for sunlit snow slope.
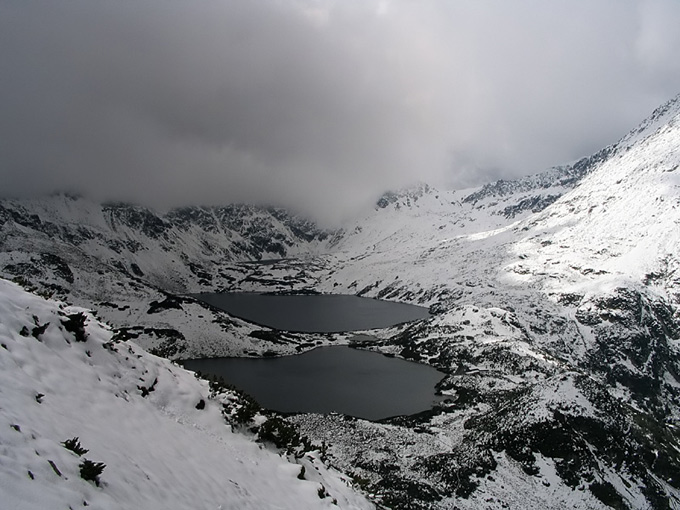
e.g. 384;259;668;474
505;94;680;298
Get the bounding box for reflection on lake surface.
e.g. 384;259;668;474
191;293;430;332
183;346;445;420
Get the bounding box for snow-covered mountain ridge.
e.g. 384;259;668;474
1;92;680;509
0;198;329;293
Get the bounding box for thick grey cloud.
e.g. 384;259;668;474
1;0;679;224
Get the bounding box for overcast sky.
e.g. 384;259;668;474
1;0;679;224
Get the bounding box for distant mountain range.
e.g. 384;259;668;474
1;93;679;509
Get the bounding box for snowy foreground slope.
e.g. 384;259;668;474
1;93;680;509
0;279;373;510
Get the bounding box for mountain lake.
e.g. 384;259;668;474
184;293;442;419
183;345;446;420
190;292;431;333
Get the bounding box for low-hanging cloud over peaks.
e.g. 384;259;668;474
1;0;679;224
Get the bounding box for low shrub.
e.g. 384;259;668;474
79;459;105;486
62;437;88;456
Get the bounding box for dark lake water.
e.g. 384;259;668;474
183;346;445;420
191;293;430;332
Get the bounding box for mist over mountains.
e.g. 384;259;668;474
2;1;680;224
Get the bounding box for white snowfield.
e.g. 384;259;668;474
506;96;680;297
0;279;373;510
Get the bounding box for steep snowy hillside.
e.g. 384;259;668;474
494;92;680;436
0;278;373;510
317;94;673;308
506;94;680;298
315;143;617;305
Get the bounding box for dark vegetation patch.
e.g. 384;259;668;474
97;301;130;311
39;253;74;284
188;262;212;285
415;448;497;498
464;374;680;509
247;329;304;345
129;263;144;277
61;312;87;342
113;327;187;358
147;295;185;314
581;289;680;419
257;416;307;453
4;253;74;289
377;476;441;509
137;377;158;397
103;203;169;239
502;194;561;219
4;263;42;283
79;459;106;486
62;437;88;456
590;481;628;509
31;319;49;340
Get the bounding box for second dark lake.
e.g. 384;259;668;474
183;346;445;420
191;293;430;332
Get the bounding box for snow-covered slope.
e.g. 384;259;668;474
0;278;372;509
506;95;680;299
